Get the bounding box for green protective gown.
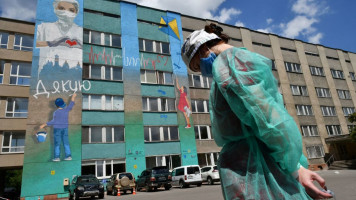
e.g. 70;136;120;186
209;47;311;200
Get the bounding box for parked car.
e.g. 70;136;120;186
201;165;220;185
69;175;104;200
171;165;202;188
106;172;136;195
136;166;172;192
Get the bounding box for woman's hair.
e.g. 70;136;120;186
204;23;230;48
183;86;187;94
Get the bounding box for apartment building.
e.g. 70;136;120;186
0;0;353;199
0;17;34;195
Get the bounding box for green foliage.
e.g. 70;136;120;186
348;113;356;142
5;169;22;190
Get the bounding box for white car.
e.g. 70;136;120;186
171;165;202;188
201;165;220;185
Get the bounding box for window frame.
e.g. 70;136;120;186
326;125;342;136
144;126;179;142
320;106;337;116
290;85;308;96
197;152;219;167
142;97;176;112
342;107;355;116
84;64;123;81
306;145;325;159
145;154;181;170
140;69;173;85
82;94;124;111
13;33;33;51
0;60;5;84
138;38;170;54
0;32;9;49
337;89;351;99
83;126;125;144
194;125;213;140
188;74;212;88
285;62;302;73
330;69;345;79
301;125;319;137
315;87;331;98
296;105;314;116
5;98;28;118
84;29;121;48
9;62;31;86
309;66;325;76
82;159;126;179
1;132;25;154
191;99;209;113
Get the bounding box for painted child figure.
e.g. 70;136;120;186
176;78;192;128
40;93;77;161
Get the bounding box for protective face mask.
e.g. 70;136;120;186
55;10;77;24
200;52;217;77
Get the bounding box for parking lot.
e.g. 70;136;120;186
102;183;223;200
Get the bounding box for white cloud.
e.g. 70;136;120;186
0;0;37;21
282;15;317;38
125;0;241;23
308;33;323;44
266;18;273;24
257;28;271;34
235;21;244;27
292;0;329;17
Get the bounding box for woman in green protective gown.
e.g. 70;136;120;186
181;23;333;200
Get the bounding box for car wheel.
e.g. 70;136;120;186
208;177;214;185
112;188;117;196
74;192;79;200
145;184;152;192
69;192;73;200
197;183;202;187
99;192;104;199
131;188;134;194
106;187;112;195
123;190;127;194
164;185;171;190
179;180;185;189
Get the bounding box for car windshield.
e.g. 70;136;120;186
119;173;133;180
152;168;169;174
213;166;218;170
187;167;200;174
78;177;99;183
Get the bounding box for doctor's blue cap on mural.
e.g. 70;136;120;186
181;29;220;67
55;98;66;108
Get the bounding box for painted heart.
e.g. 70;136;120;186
65;40;77;46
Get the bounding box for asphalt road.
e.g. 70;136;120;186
96;170;356;200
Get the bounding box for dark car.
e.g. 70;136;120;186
69;175;104;200
136;166;172;192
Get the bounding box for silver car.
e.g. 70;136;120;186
201;165;220;185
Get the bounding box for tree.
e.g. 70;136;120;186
347;112;356;142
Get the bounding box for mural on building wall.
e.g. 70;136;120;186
176;78;191;128
22;0;83;197
159;16;180;40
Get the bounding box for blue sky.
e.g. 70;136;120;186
1;0;355;53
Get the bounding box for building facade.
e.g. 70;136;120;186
0;17;34;196
0;0;356;199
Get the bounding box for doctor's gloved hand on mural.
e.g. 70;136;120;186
36;0;82;48
181;23;333;200
40;93;77;162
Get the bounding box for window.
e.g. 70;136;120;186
146;154;181;170
330;69;345;79
82;159;125;179
144;126;179;142
296;105;313;116
309;66;324;76
306;145;324;159
142;97;176;112
140;70;173;85
315;88;331;98
83;30;121;47
326;125;342;136
252;42;271;47
9;62;31;86
0;60;4;84
271;60;276;70
191;99;209;113
188;74;212;88
348;125;356;134
82;94;124;111
0;32;9;49
290;85;308;96
83;64;122;81
285;62;302;73
194;125;213;140
337;89;351;99
301;125;319;137
82;126;124;143
281;47;296;52
13;34;33;51
321;106;336;116
6;98;28;118
305;51;319;57
198;152;219;167
1;132;25;153
350;72;356;81
342;107;355;116
139;39;170;54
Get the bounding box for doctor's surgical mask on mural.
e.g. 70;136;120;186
53;0;79;24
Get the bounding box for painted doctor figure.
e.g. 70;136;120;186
36;0;82;48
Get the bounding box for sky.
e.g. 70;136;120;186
0;0;355;53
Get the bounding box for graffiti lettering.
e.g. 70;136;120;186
33;80;91;98
85;47;170;69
